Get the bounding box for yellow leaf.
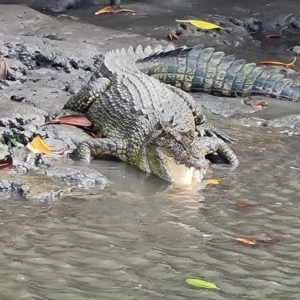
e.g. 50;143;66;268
26;136;51;155
175;19;223;30
203;179;219;185
236;237;257;245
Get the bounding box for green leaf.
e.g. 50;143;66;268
175;19;223;30
185;278;219;290
10;138;18;147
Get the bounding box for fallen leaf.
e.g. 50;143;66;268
167;33;178;41
46;114;92;127
236;201;259;207
26;136;51;155
0;58;7;80
0;155;13;171
95;5;135;15
203;179;219;185
266;33;282;39
257;56;296;69
244;99;269;109
255;238;280;245
185;278;219;290
236;237;257;245
175;19;223;30
237;236;279;246
49;146;71;155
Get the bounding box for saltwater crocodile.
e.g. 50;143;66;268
53;45;238;185
137;44;300;101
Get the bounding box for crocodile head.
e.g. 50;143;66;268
148;124;209;185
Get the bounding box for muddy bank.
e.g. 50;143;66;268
0;4;300;201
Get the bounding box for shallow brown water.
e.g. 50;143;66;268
1;0;300;299
1;126;300;299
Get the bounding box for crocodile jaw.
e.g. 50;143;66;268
163;155;208;185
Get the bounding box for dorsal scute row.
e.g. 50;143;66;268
105;44;176;58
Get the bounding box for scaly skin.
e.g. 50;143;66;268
137;44;300;101
53;45;238;184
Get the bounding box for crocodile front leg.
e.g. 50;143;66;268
200;136;239;165
65;77;111;113
52;77;111;119
195;112;237;143
74;137;127;162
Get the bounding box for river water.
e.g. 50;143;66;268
1;0;300;299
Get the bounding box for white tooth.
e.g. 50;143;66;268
144;45;153;54
135;45;143;54
154;45;163;52
127;45;134;55
165;44;175;51
115;49;121;56
120;48;127;55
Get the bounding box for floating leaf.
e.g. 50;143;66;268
167;33;178;41
237;236;279;245
256;238;280;244
257;56;296;69
0;58;7;80
9;138;18;147
26;136;51;155
46;114;92;127
236;201;259;207
185;278;219;290
236;237;257;245
175;19;223;30
0;155;13;171
203;179;219;185
95;5;135;15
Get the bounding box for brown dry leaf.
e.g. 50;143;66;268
0;155;13;171
0;58;8;80
26;136;51;155
236;237;257;245
95;5;135;15
257;56;297;69
203;179;219;185
46;114;92;127
266;33;282;39
236;201;259;207
168;33;178;41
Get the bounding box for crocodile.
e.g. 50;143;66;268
137;44;300;101
53;45;238;185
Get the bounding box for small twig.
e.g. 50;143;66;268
290;166;300;171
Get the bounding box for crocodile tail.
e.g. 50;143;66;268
137;44;300;102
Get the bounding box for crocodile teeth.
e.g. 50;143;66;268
135;45;143;55
164;44;175;52
144;45;153;54
120;48;127;56
154;45;163;53
115;49;121;56
127;45;134;55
